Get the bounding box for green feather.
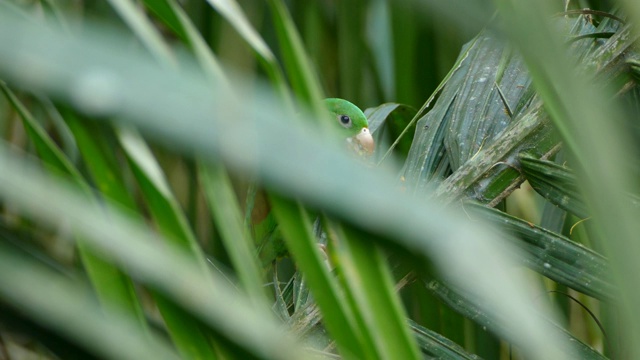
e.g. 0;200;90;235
323;98;369;137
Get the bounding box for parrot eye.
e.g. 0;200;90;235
338;115;352;127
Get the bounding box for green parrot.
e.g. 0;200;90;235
249;98;374;265
323;98;375;156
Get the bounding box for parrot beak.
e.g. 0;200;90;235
355;127;375;155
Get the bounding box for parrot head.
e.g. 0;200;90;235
323;98;375;156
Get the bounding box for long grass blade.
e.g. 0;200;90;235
269;195;366;359
265;0;325;115
200;161;267;302
204;0;292;105
333;225;422;360
0;83;147;330
142;0;227;82
107;0;175;64
0;144;308;360
64;112;221;359
492;1;640;356
0;242;178;360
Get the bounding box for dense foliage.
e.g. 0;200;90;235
0;1;638;359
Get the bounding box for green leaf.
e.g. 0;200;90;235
332;225;422;360
107;0;175;64
406;17;631;207
443;37;531;172
401;34;481;186
119;129;239;358
365;102;417;162
415;26;552;203
469;203;614;301
424;277;606;360
118;129;205;263
0;241;179;360
337;0;366;104
0;146;308;360
265;0;324;116
0;84;147;332
269;195;365;359
389;2;419;106
0;83;81;179
205;0;292;105
200;161;267;302
205;0;274;66
409;319;484;360
492;1;640;356
142;0;227;81
519;153;589;219
64;113;219;359
141;0;188;42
